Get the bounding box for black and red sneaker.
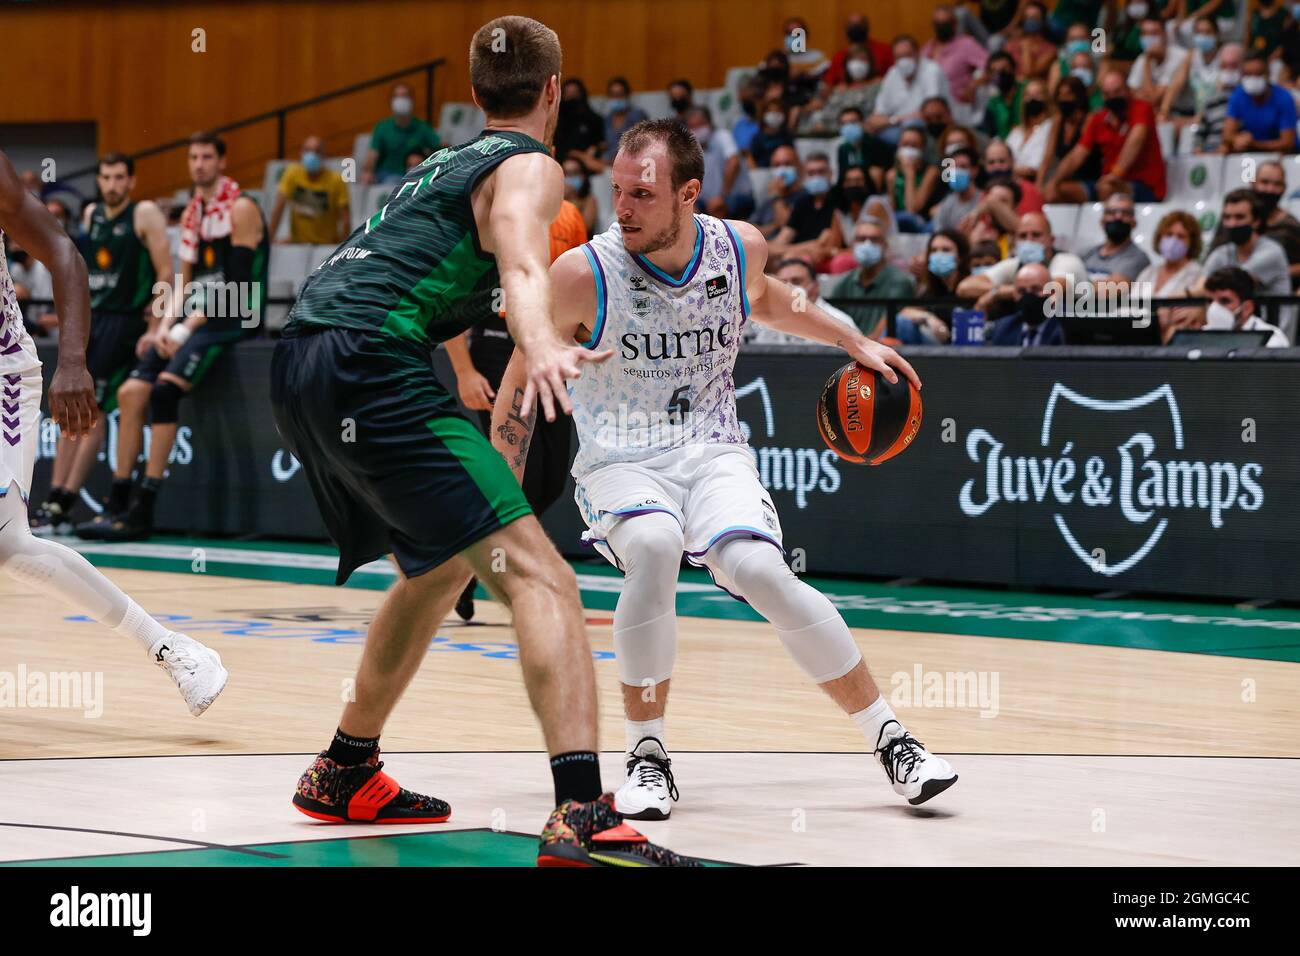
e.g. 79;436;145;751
537;793;699;867
291;750;451;824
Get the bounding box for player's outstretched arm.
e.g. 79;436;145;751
0;149;96;437
489;246;596;483
483;152;611;422
733;219;921;391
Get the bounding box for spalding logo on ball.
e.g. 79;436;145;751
816;361;922;465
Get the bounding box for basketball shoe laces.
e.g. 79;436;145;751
875;722;925;786
627;751;679;802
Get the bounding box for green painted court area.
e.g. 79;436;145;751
66;536;1300;663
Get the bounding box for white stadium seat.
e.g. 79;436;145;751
1165;154;1223;204
1176;123;1199;156
1043;203;1079;240
438;102;485;147
1186;198;1221;249
1156;121;1176;160
1221;151;1281;192
587;169;614;235
818;273;841;298
747;166;775;200
1069;202;1105;255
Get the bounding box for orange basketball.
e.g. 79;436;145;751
816;361;922;465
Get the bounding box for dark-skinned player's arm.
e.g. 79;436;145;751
0;149;97;438
135;199;173;354
489;245;594;484
735;219;920;391
483;151;611;423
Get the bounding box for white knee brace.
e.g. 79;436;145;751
607;511;683;687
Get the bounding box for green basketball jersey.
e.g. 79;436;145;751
286;130;552;348
85;202;155;313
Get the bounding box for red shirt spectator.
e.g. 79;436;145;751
1079;95;1167;201
823;15;893;87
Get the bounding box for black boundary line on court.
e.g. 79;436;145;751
0;824;752;868
1;750;1296;761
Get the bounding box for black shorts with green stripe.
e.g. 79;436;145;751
270;325;533;585
129;324;247;388
87;309;147;412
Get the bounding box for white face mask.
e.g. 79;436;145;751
1205;300;1239;330
897;145;923;164
392;96;413;116
847;59;870;81
1218;68;1242;89
1242;75;1268;96
895;56;917;79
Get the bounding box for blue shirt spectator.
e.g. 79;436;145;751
1225;56;1298;149
601;76;648;163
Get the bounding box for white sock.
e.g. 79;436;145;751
850;695;901;751
625;717;666;755
114;599;174;655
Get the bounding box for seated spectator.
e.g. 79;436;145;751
1006;79;1054;179
1188;16;1227;111
828;218;929;340
1039;76;1098;200
963;173;1025;251
900;227;969;336
986;262;1063;345
1047;0;1106;45
921;96;957;161
829;164;872;253
1251;0;1288;60
770;152;839;262
269;135;349;245
1196;188;1292;296
923;4;988;120
886;126;942;232
1066;49;1103;111
733;76;765;155
1136;209;1206;296
835;108;873;188
686;106;753;220
1192;42;1245;152
780;16;829;77
970;0;1021;44
4;234;57;333
957;211;1089;306
1207;160;1300;287
1081;190;1152;284
983;139;1044;213
1049;22;1094;90
1045;69;1167;203
602;77;649;163
758;50;817;109
1220;51;1297;153
939;122;980;159
747;258;860;345
795;46;881;136
555;78;607;171
363;83;440;185
1005;3;1057;80
868;35;950;147
750;95;796;167
752;144;804;239
668;78;695;119
562;157;600;236
822;13;894;87
1129;16;1195;122
969;238;1003;274
1202;266;1290;345
932;147;982;231
980;51;1024;139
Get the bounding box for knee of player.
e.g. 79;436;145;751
149;380;187;424
624;524;685;577
117;379;150;409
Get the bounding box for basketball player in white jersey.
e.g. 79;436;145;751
0;148;227;716
492;119;957;819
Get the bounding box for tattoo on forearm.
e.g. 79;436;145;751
494;386;535;472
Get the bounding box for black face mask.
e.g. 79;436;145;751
1018;293;1048;326
8;248;28;265
1105;96;1129;118
1227;223;1255;246
1104;220;1133;244
741;98;757;117
1024;99;1047;119
842;186;868;205
1057;99;1080;116
995;70;1017;94
935;22;955;41
926;121;947;139
847;25;867;43
670;96;691;113
762;66;789;85
1257;190;1282;212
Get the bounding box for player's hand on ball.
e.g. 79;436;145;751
846;336;921;391
458;369;496;411
522;339;613;422
49;363;98;440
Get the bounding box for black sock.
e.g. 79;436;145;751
106;478;133;515
550;751;602;804
132;478;162;525
48;487;75;512
326;728;379;767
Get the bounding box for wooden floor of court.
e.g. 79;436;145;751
2;565;1298;866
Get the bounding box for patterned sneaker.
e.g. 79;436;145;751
874;720;958;806
292;750;451;824
30;500;73;536
455;577;476;622
537;793;699;867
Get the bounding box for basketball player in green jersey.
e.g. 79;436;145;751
272;16;695;866
31;153;171;535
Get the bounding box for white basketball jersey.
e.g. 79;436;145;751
0;231;41;374
569;215;750;478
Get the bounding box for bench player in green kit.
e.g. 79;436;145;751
271;15;696;866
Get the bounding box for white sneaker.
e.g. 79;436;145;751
614;736;678;820
874;720;958;806
152;634;228;716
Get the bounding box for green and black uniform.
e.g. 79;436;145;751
84;202;155;411
130;196;269;388
272;130;551;584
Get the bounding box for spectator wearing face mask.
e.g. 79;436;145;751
1208;165;1300;287
1188;17;1227;111
269;134;350;245
931;147;983;232
1221;51;1297;153
1006;79;1054;178
1115;1;1158;60
983;139;1045;213
770;152;839;263
834;108;874;189
686;106;753;220
1193;43;1245;151
868;35;950;147
363;83;440;185
561;157;599;236
1050;22;1097;92
1047;0;1108;45
1201;266;1290;345
980;51;1024;139
747;258;860;345
921;97;957;164
1196;189;1292;300
900;227;969;336
750;96;795;168
4;233;57;333
829;218;935;342
969;238;1003;275
757;50;818;111
554;78;607;171
923;5;988;119
667;79;695;120
752;144;804;239
1005;2;1057;81
1066;50;1105;111
795;48;881;137
828;165;874;255
602;77;649;164
1130;16;1196;123
823;14;894;87
986;262;1063;345
957;211;1089;309
1080;189;1152;286
887;126;942;233
1135;210;1206;341
1045;69;1167;203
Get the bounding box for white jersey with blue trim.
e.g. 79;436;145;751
0;231;41;374
568;214;751;479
